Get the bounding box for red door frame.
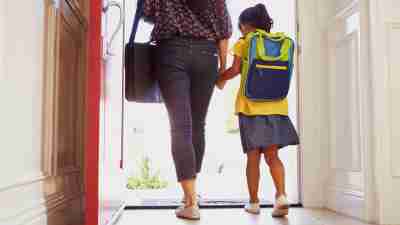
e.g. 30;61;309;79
86;0;102;224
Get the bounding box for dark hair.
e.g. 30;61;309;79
239;4;273;32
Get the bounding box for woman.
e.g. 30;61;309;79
142;0;232;220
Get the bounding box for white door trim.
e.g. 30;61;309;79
297;0;329;208
368;0;400;224
297;0;378;223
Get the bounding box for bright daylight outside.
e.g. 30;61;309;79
123;0;299;207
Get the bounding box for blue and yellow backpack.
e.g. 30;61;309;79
243;29;295;101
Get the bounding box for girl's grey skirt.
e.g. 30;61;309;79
238;114;300;154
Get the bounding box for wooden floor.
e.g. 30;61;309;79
116;208;374;225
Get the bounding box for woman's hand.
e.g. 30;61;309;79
216;78;227;90
216;68;227;90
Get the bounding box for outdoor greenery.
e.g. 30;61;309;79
127;157;168;190
225;115;240;134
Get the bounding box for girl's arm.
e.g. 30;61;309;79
216;56;241;89
220;56;241;81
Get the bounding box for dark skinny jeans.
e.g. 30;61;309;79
156;38;218;182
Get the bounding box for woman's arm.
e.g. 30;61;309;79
218;39;229;72
214;0;233;40
215;0;232;71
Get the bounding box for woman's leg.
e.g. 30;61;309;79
262;145;286;198
157;44;198;207
181;178;197;206
246;149;262;203
160;78;198;206
189;43;218;174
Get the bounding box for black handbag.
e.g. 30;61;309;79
124;0;162;103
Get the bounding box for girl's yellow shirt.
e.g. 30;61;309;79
232;38;288;116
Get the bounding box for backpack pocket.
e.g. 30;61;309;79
245;59;291;101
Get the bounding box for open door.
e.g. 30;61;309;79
122;0;300;208
87;0;126;224
99;0;127;224
85;0;378;224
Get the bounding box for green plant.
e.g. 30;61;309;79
127;157;168;190
225;116;239;134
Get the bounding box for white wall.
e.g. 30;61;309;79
0;4;5;81
303;0;380;222
0;1;47;224
302;0;400;223
297;0;330;208
0;0;45;185
369;0;400;224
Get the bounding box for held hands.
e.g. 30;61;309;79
216;78;227;90
216;68;227;90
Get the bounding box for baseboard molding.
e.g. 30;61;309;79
0;179;84;225
326;187;365;220
27;199;85;225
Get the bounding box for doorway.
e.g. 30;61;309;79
89;0;376;224
121;0;301;208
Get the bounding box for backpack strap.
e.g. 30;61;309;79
248;29;293;62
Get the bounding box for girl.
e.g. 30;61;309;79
217;3;299;217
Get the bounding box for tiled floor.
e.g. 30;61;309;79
116;208;375;225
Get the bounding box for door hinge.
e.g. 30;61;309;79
296;21;302;55
297;44;302;55
50;0;60;9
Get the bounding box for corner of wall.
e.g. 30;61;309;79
297;0;330;209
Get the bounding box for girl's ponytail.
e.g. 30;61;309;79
239;3;273;32
254;4;273;32
254;4;267;18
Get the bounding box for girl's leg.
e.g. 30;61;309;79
262;145;286;198
246;149;262;203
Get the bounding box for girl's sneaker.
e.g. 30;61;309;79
175;205;201;220
272;195;290;217
244;202;261;214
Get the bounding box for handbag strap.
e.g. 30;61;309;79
128;0;145;45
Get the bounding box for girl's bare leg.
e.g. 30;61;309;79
262;145;286;198
246;149;262;203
